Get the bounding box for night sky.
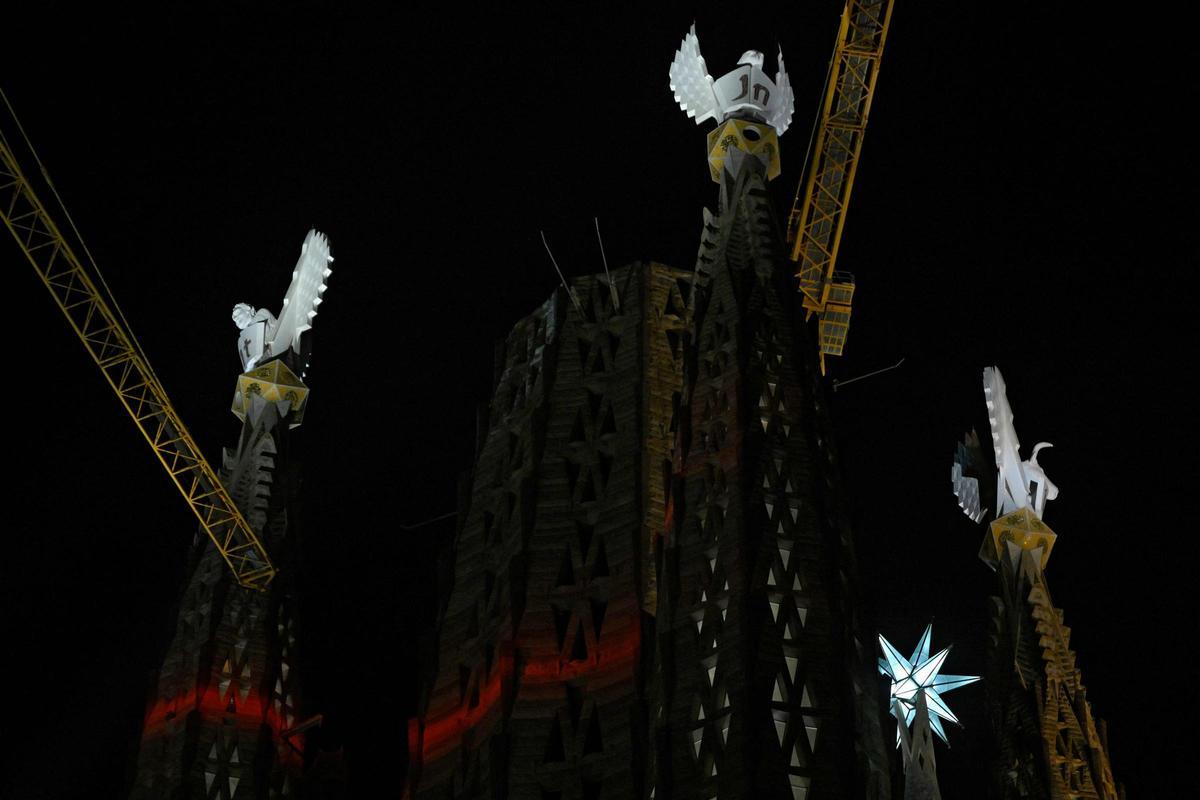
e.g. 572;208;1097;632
2;2;1191;797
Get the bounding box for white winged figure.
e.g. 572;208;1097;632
669;23;795;136
951;367;1059;523
233;229;333;371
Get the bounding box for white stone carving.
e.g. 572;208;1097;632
669;23;795;135
984;366;1058;519
233;230;332;371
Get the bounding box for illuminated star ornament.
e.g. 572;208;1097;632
878;624;979;745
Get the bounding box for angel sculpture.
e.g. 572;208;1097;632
952;366;1059;523
233;229;333;372
669;23;795;136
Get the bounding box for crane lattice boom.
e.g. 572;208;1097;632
787;0;893;371
0;130;276;590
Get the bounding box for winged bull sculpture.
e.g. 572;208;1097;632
952;366;1059;523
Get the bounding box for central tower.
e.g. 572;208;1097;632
406;23;889;800
651;24;887;799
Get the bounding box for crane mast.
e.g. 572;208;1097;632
787;0;893;373
0;106;277;591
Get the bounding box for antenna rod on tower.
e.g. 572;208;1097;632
594;217;620;312
832;357;905;392
540;230;582;314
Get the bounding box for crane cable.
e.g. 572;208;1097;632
0;86;164;390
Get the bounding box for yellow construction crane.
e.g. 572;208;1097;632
787;0;893;373
0;91;276;590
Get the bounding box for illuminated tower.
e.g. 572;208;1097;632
649;25;888;800
951;367;1122;799
129;232;332;799
406;25;890;800
406;261;692;798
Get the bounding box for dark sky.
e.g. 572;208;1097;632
2;2;1192;797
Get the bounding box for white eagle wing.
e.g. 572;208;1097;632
269;229;333;358
766;46;795;136
950;430;989;524
669;24;719;125
951;464;983;524
984;366;1027;516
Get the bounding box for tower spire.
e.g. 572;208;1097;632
130;231;333;798
654;23;891;798
951;367;1123;797
894;690;941;800
879;625;977;799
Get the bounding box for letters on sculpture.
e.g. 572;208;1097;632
669;24;794;135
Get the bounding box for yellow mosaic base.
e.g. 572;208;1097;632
231;359;309;427
706;118;781;183
982;507;1057;569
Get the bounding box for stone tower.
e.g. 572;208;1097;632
406;261;692;798
406;25;891;800
648;107;886;800
951;367;1124;798
981;511;1122;799
129;232;331;799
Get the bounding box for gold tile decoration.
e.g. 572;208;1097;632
231;359;309;428
982;506;1057;570
706;118;781;183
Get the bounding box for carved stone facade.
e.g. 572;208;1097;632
129;362;307;799
407;156;888;799
649;157;886;800
407;262;690;799
983;528;1122;800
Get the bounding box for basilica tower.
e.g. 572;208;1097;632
129;231;332;799
952;367;1122;798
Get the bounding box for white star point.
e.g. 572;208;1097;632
878;624;979;746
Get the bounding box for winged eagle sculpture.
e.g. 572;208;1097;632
669;23;795;136
233;229;333;372
952;366;1058;523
